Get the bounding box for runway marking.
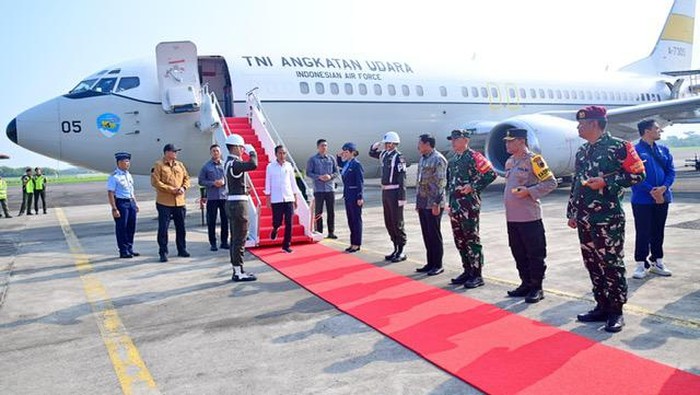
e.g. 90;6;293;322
322;240;700;330
56;208;160;395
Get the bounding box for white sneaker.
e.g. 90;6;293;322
650;259;672;277
632;262;648;279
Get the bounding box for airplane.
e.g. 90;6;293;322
6;0;700;183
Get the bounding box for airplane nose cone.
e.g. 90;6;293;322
6;118;17;143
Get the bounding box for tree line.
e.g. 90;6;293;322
0;166;100;178
661;131;700;147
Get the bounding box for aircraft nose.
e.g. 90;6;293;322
6;118;17;143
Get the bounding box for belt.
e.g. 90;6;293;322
227;195;249;201
381;185;399;190
115;197;133;201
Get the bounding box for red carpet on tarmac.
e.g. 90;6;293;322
251;243;700;395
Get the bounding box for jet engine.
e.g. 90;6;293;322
484;114;584;179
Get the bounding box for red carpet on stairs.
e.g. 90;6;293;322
251;243;700;395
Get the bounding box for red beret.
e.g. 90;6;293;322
576;105;607;121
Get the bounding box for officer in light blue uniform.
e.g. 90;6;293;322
337;142;364;253
107;152;140;258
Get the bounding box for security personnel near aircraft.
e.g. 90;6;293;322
502;128;557;303
0;173;11;218
224;134;258;282
18;167;33;216
369;131;408;262
567;105;645;333
33;167;47;214
447;128;497;289
337;142;364;253
107;152;140;258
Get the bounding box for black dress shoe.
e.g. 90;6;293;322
385;246;398;261
270;227;278;240
119;253;133;259
219;244;230;250
391;254;407;263
507;286;531;297
159;253;168;263
427;267;444;276
464;277;485;289
178;251;191;258
130;252;140;257
577;307;608;322
326;233;338;239
604;314;625;333
416;265;431;273
525;289;544;303
210;245;218;251
282;247;293;253
346;246;360;253
451;272;470;285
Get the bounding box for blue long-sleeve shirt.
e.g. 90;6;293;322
631;140;675;204
198;159;227;200
306;153;338;193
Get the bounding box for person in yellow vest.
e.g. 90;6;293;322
33;167;47;214
0;174;11;218
18;167;33;216
23;168;35;216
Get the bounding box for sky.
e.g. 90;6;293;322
0;0;696;169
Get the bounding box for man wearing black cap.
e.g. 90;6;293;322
151;144;191;262
446;129;497;289
18;167;33;216
567;106;645;333
107;152;140;258
502;128;557;303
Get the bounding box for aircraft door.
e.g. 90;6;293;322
156;41;202;113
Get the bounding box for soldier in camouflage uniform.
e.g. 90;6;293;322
567;106;645;333
446;129;497;289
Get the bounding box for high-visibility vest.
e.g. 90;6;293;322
0;179;7;200
34;175;46;190
25;177;34;194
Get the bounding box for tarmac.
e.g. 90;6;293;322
0;165;698;395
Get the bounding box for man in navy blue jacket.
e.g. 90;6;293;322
631;120;675;279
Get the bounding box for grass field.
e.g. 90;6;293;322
2;174;108;187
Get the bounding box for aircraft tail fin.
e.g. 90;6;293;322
620;0;695;75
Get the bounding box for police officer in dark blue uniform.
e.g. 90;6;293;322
338;142;364;252
107;152;140;258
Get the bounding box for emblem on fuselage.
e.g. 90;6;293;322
96;113;121;138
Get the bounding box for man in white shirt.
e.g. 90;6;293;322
265;145;299;253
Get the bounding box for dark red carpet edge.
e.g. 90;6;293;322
251;243;700;395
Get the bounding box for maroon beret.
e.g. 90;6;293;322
576;105;607;121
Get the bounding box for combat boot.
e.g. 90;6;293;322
577;305;608;322
605;309;625;333
632;261;648;279
385;245;398;261
391;245;407;262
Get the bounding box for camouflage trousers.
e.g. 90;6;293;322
576;216;628;313
449;209;483;275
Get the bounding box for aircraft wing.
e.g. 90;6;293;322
540;95;700;138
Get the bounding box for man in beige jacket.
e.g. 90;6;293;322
151;144;191;262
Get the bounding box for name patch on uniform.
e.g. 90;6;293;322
622;141;645;174
531;154;553;181
472;151;493;174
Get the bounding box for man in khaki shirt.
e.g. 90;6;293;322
151;144;191;262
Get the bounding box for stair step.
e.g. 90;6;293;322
259;225;306;236
256;235;313;247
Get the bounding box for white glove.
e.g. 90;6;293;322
398;200;406;207
371;142;382;151
244;144;256;154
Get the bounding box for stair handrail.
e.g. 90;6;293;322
210;90;261;245
246;90;322;241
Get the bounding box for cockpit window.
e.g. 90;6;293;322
93;78;117;93
108;69;121;75
69;79;98;94
115;77;140;92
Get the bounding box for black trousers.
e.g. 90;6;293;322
632;203;669;262
226;201;248;267
381;189;406;247
344;198;362;246
33;189;46;213
156;203;186;255
19;191;33;214
507;220;547;290
314;192;335;234
272;202;294;249
0;198;9;217
206;199;228;247
114;198;137;255
418;208;444;269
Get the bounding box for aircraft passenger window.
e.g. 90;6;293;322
69;79;98;94
586;91;592;100
538;89;545;98
564;90;570;99
315;82;325;94
491;87;499;98
402;85;410;96
330;83;340;95
108;69;121;75
530;88;536;98
462;87;469;97
571;91;577;100
416;85;424;96
623;92;628;101
556;90;562;99
374;84;382;95
657;94;662;101
388;84;396;96
439;86;447;97
602;92;608;100
359;83;368;95
115;77;140;92
93;78;117;93
480;87;488;98
344;83;353;95
509;88;516;99
471;87;479;97
547;89;553;99
300;82;310;94
519;88;526;98
645;93;651;101
579;90;584;99
595;91;600;100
